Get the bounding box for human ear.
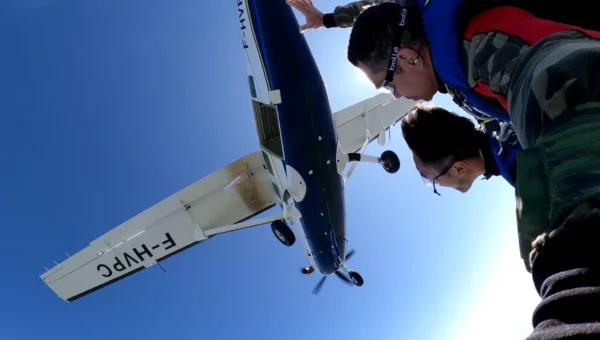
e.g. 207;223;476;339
452;161;468;177
398;48;419;66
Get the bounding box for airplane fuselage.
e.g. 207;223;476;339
239;0;346;275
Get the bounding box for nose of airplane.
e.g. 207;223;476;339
312;247;340;275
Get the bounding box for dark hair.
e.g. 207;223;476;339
347;2;428;73
400;105;484;170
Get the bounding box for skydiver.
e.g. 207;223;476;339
288;1;600;338
399;104;518;194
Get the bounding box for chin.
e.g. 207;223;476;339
424;91;437;102
455;179;474;193
457;185;472;193
417;93;434;102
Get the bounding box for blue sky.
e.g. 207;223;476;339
0;1;539;339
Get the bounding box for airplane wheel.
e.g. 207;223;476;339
271;220;295;247
380;150;400;174
349;271;364;287
301;266;315;275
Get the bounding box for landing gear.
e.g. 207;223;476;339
271;220;295;246
348;271;364;287
311;249;365;294
301;266;315;275
380;150;400;174
346;150;400;174
340;250;363;287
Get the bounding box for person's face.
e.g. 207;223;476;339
358;48;438;101
412;153;475;194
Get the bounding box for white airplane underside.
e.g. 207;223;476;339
40;0;416;302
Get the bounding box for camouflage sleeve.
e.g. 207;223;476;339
462;28;526;111
323;0;391;28
462;6;597;112
506;31;600;149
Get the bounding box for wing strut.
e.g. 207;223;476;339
343;138;369;183
157;261;168;275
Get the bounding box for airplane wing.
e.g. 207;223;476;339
41;151;279;302
334;93;415;153
42;95;414;303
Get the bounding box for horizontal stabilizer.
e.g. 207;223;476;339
334;94;415;153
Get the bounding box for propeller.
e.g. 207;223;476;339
312;249;356;295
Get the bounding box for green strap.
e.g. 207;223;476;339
516;147;551;272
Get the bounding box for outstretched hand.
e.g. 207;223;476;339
286;0;325;33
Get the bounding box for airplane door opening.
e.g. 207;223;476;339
252;99;283;159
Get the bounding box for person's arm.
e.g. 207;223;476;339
325;0;390;28
504;26;600;143
286;0;389;32
525;198;600;340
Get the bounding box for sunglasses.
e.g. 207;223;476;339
421;162;454;196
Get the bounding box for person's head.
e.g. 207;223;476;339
347;2;438;101
400;104;487;194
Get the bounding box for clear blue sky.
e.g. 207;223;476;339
0;1;539;339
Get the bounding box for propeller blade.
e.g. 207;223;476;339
346;249;356;261
335;271;353;285
312;276;327;295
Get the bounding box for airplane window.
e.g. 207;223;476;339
248;75;257;98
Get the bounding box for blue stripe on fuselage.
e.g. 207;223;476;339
246;0;346;275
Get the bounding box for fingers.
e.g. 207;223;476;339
286;0;314;12
286;0;323;33
288;0;311;7
299;23;319;33
286;0;307;16
286;0;300;8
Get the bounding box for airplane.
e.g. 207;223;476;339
40;0;416;302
